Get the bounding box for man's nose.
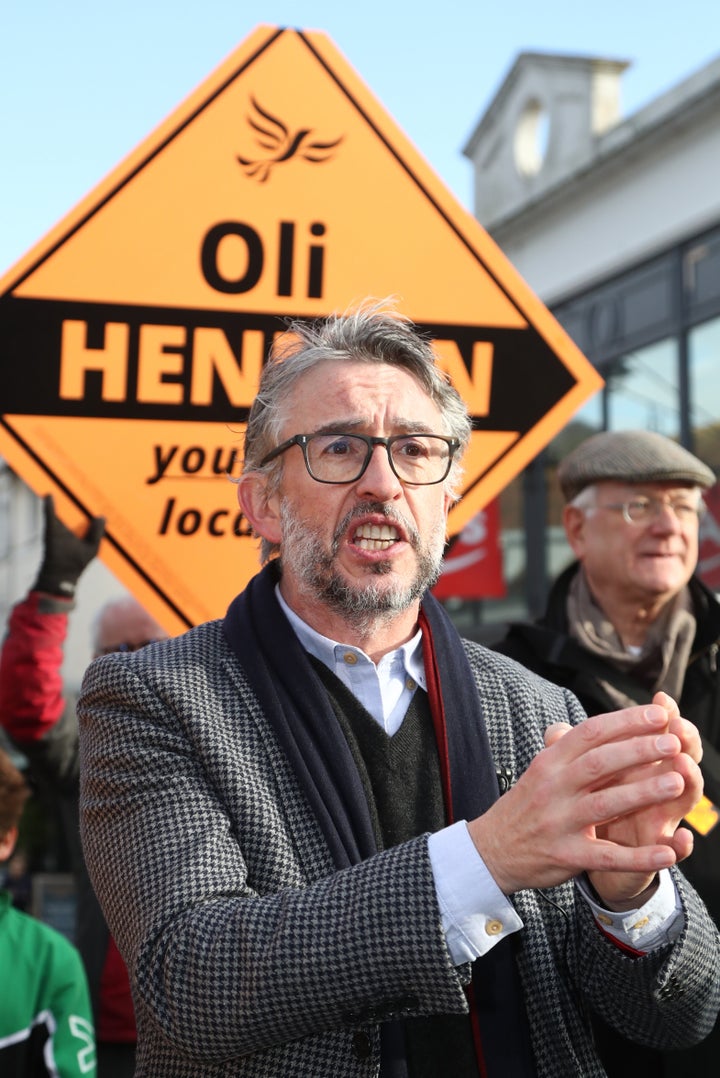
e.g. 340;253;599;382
356;444;403;498
650;502;683;531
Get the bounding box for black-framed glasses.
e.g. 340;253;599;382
597;496;706;525
260;432;460;485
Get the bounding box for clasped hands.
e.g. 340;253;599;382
468;692;702;909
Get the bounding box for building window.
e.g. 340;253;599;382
690;315;720;588
689;316;720;469
604;338;680;437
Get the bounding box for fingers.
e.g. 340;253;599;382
651;692;702;760
667;715;703;764
569;835;678;875
85;515;107;549
580;763;685;830
544;722;572;747
668;750;704;811
652;690;679;716
539;714;683;801
547;704;672;767
582;730;684;788
541;701;703;799
669;825;695;863
43;494;105;554
562;730;703;836
587;826;695;905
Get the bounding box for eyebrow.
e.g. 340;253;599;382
308;418;438;436
621;489;701;501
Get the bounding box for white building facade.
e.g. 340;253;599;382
462;51;720;628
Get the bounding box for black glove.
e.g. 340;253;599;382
32;495;106;599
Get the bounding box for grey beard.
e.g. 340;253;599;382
279;501;446;625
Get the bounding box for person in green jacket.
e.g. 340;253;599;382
0;747;96;1077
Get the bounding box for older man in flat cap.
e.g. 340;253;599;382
497;428;720;1077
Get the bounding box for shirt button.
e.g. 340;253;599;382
485;918;503;936
596;913;613;926
631;916;650;930
343;652;358;665
405;677;416;690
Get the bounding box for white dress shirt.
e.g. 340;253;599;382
276;588;682;964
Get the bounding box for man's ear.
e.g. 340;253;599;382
563;503;587;557
237;473;282;545
0;826;18;863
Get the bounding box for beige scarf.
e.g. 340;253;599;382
567;568;696;708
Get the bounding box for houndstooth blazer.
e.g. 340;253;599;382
78;619;720;1077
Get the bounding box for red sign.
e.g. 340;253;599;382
433;499;506;599
698;483;720;588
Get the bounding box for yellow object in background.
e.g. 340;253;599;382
686;795;720;836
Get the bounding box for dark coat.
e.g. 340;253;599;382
77;599;720;1077
496;563;720;1077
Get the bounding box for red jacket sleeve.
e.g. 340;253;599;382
0;591;72;743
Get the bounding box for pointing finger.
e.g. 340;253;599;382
544;722;572;748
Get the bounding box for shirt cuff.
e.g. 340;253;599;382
575;869;684;950
427;820;523;965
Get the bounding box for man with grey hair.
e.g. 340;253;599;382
497;427;720;1076
79;305;719;1078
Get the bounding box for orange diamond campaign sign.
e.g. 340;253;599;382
0;25;602;634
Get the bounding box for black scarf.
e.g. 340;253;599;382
223;562;535;1076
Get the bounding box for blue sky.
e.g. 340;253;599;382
1;0;718;272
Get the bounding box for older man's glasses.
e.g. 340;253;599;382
260;433;460;485
597;496;705;525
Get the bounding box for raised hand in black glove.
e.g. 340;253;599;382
32;495;106;599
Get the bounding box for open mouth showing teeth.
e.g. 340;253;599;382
354;523;399;550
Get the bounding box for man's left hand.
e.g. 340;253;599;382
548;692;703;909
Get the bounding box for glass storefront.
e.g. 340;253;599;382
690;316;720;470
605;339;680;437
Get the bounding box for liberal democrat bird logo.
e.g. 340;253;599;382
237;97;344;182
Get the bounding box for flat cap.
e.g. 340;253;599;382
558;429;716;501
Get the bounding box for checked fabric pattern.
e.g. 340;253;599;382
78;620;720;1077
